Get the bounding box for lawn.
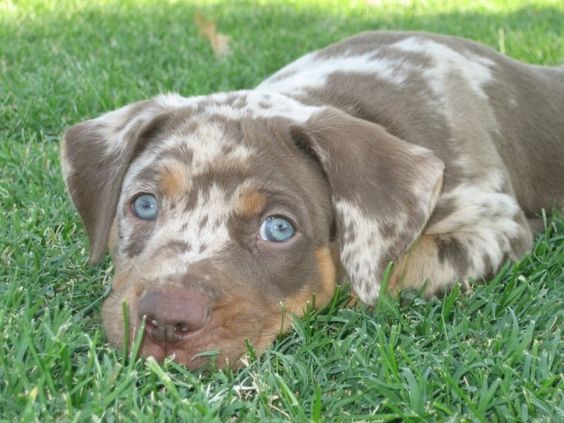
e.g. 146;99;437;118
1;0;563;421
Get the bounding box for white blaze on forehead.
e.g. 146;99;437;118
119;90;324;190
146;183;240;278
257;50;411;94
122;121;255;191
171;123;253;174
391;37;495;99
119;178;255;282
116;116;258;281
90;90;321;166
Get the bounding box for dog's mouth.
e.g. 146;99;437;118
103;286;289;369
134;319;272;370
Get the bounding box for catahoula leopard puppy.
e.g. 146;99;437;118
61;31;564;368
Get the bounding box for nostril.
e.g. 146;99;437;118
175;322;190;334
142;314;157;325
143;315;159;332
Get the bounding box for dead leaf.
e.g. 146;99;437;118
194;10;231;58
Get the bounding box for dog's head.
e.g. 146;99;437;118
61;92;443;368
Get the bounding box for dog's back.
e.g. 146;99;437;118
258;31;564;215
62;31;563;368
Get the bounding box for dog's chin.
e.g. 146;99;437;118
136;336;252;370
103;299;283;370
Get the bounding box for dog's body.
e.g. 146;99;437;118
62;32;564;368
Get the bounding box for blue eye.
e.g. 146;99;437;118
260;216;295;242
131;194;158;220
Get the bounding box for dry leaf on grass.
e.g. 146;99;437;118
194;11;231;58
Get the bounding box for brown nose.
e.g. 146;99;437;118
137;288;209;344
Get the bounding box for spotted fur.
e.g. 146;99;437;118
61;31;564;368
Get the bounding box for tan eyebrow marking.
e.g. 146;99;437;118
159;162;191;198
235;189;267;217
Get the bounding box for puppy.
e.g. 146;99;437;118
61;31;564;368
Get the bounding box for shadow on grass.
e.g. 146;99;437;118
1;2;563;134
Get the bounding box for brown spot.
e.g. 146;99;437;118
235;190;267;217
160;163;190;198
436;235;469;275
389;235;434;293
198;216;209;229
390;233;470;298
280;247;337;319
345;292;358;308
380;221;397;239
314;247;337;304
125;221;155;257
481;253;494;280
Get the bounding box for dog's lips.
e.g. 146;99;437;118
139;341;245;370
134;326;254;370
122;298;280;369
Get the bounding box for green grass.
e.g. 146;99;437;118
1;0;563;421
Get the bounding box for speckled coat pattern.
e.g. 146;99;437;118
61;31;564;368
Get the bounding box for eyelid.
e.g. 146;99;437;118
130;191;162;204
260;209;298;229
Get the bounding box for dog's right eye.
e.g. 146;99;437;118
131;194;158;220
259;215;295;242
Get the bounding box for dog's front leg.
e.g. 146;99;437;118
389;198;534;297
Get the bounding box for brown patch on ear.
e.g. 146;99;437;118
235;190;267;217
160;162;191;198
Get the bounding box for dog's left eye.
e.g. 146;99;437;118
260;216;295;242
131;194;158;220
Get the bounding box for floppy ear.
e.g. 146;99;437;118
61;96;180;264
293;108;444;304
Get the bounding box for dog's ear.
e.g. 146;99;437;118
293;108;444;304
61;97;179;264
